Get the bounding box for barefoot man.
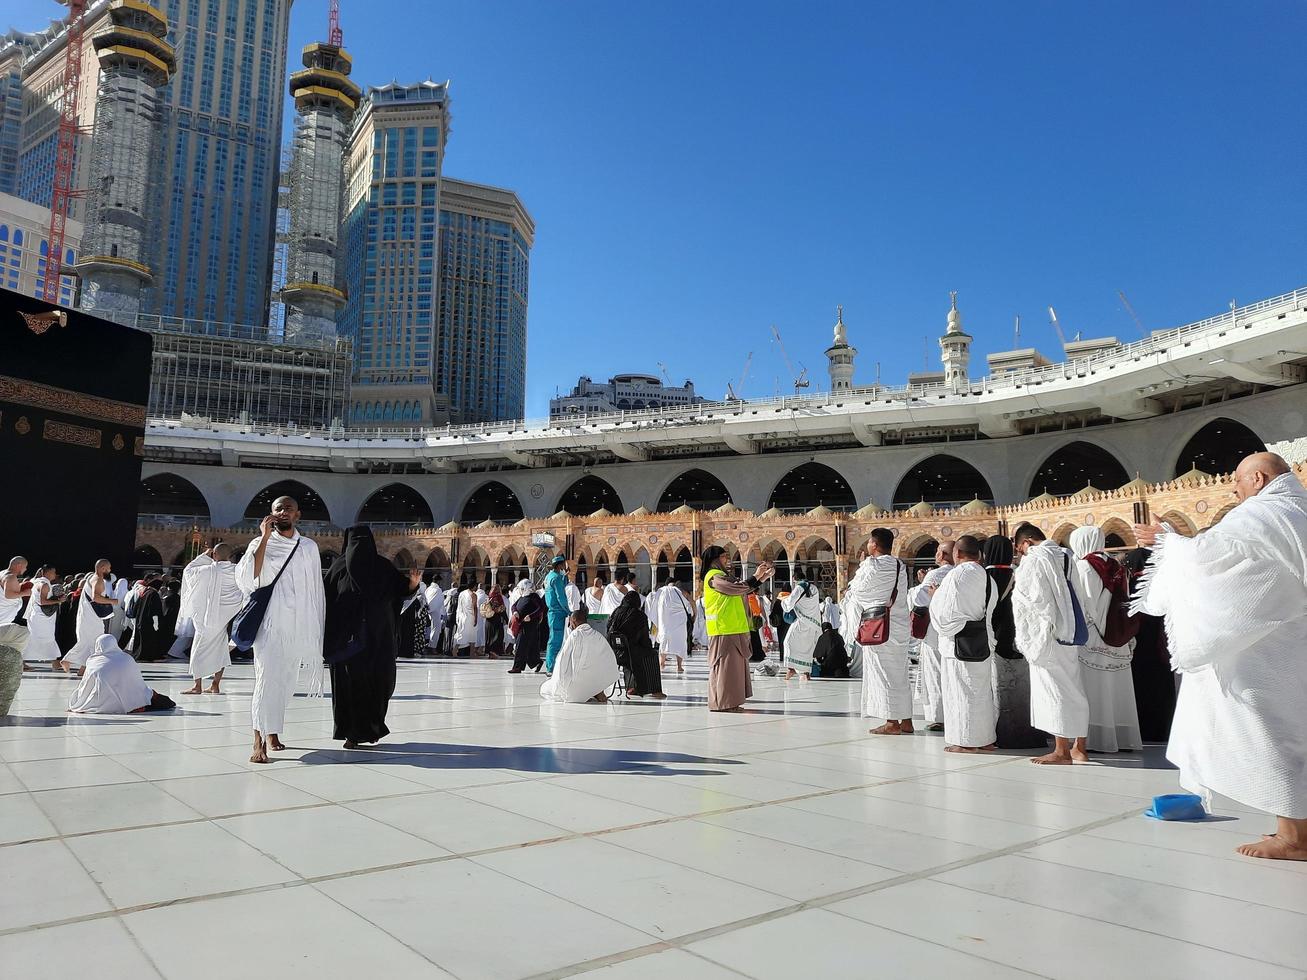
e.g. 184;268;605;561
931;535;998;753
180;543;244;695
844;528;913;735
1134;452;1307;861
235;497;324;763
1012;523;1090;765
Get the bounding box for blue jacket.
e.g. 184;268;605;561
544;570;570;618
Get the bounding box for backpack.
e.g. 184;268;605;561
1084;552;1141;647
1056;552;1090;647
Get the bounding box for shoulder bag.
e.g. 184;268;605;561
231;539;302;652
952;574;993;662
1055;552;1090;647
857;562;903;647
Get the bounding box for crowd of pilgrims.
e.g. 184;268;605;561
0;451;1303;861
0;520;1181;752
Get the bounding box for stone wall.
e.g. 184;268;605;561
136;463;1300;597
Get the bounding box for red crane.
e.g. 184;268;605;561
328;0;343;45
42;0;89;305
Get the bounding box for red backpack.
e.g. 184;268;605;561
1084;553;1140;647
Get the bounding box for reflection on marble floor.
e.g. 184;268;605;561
2;658;1304;980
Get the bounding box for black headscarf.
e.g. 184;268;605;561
324;525;410;662
330;525;395;602
700;546;726;579
981;535;1013;567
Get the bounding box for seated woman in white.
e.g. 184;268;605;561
540;609;620;704
69;635;176;714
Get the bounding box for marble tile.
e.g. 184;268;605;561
0;839;111;929
33;780;203;836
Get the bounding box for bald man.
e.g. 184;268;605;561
909;540;955;730
1135;452;1307;861
0;557;32;626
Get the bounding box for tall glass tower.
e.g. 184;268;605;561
147;0;292;325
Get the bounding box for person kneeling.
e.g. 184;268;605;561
69;635;176;714
540;609;620;704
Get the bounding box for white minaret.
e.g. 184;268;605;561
825;305;856;392
939;290;972;393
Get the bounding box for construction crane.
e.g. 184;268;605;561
725;351;752;401
1047;306;1082;348
656;361;672;386
328;0;343;45
770;325;809;394
42;0;89;305
1117;290;1146;336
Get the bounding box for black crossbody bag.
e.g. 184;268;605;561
953;574;993;663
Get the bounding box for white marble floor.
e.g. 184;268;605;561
2;657;1304;979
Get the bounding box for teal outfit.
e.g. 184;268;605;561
544;569;570;672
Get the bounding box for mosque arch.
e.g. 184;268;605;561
1172;417;1266;477
1099;517;1136;550
903;535;940;570
139;473;212;523
133;545;163;571
1207;501;1238;528
557;475;624;516
392;548;416;571
893;455;994;509
424;547;451;576
657;469;732;512
1050;522;1078;547
768;462;856;512
244;479;331;524
1027;441;1130;498
459;481;525;524
1157;510;1198;536
356;483;435;526
460;546;491;587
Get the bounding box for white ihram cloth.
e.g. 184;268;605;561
932;562;998;748
652;584;692;659
454;589;479;648
24;577;61;662
843;556;911;720
911;565;952;724
822;597;842;631
65;574;110;668
1070;527;1142;753
0;572;23;624
181;554;243;681
475;588;487;646
566;581;582;612
69;635;153;714
107;577;130;639
425;582;445;645
540;623;621;703
693;597;708;649
234;531;325;735
781;584;822;674
1135;472;1307;817
600;583;628;615
1013;540;1087;739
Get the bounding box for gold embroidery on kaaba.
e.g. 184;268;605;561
0;375;146;427
19;310;68;335
43;419;102;449
113;433;125;451
15;416;30;435
134;436;144;456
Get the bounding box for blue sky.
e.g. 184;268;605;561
8;1;1305;419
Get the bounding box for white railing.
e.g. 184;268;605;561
145;286;1305;444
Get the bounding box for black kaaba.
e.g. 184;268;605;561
0;289;152;574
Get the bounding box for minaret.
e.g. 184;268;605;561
825;304;857;392
282;40;361;340
940;290;972;393
75;1;176;315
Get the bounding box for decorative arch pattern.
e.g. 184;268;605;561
244;479;332;524
1028;441;1130;498
894;455;993;509
768;462;856;512
357;484;434;526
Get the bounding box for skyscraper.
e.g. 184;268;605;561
282;40;360;341
148;0;292;325
340;80;451;425
340;81;534;426
437;178;533;424
13;0;292;325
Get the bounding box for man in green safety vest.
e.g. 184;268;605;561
701;546;775;711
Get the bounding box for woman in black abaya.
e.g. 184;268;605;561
1123;548;1177;742
324;526;422;748
983;535;1047;749
607;590;664;699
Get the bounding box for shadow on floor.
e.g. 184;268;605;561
295;741;746;776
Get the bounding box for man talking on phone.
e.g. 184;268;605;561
234;496;325;763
